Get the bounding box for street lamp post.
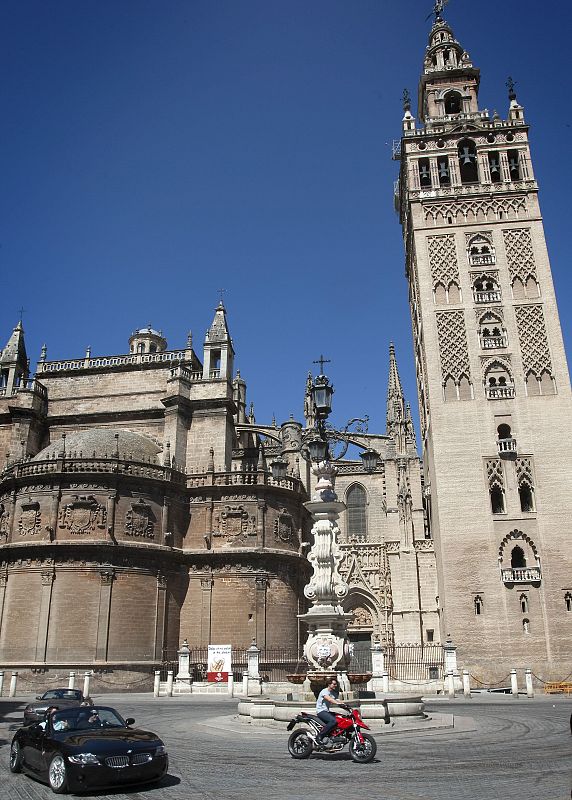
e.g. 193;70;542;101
289;364;379;689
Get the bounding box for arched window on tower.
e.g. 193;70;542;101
488;151;502;183
490;485;505;514
508;150;521;180
565;593;572;613
520;594;529;614
437;156;450;186
346;484;367;541
518;482;535;513
137;342;145;354
444;90;462;115
522;618;530;634
474;595;483;616
418;158;432;188
458;139;478;183
511;546;526;569
539;370;555;396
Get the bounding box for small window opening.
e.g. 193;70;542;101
137;343;145;354
211;350;221;370
508;150;520;180
426;629;434;643
520;594;529;614
444;90;462;115
565;593;572;612
474;595;483;616
497;424;511;440
438;156;450;185
511;546;526;568
418;158;432;188
488;151;502;183
458;139;478;183
522;618;530;634
519;483;535;513
490;485;505;514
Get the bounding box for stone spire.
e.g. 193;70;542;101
205;301;231;344
0;320;29;392
386;342;405;437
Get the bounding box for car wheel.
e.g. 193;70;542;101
48;754;68;794
287;729;313;759
9;740;23;773
349;733;377;763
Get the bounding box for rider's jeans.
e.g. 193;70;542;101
317;710;337;738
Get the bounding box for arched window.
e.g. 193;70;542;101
565;593;572;612
444;376;457;401
474;595;483;616
511;546;526;568
497;424;511;440
447;282;461;304
346;484;367;541
539;370;555;396
434;282;447;304
525;371;540;396
520;594;529;614
519;483;535;513
458;139;478;183
512;277;525;299
149;343;157;353
488;151;502;183
508;150;520;180
137;342;145;354
490;485;505;514
458;375;472;401
525;276;539;298
418;158;432;188
444;90;462;115
522;618;530;634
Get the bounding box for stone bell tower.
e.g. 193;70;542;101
395;10;572;677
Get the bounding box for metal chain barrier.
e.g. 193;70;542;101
469;673;511;689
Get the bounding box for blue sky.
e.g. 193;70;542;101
1;0;570;437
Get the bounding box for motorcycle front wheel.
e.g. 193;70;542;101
288;729;314;759
349;733;377;763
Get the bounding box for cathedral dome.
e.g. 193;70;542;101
33;428;161;462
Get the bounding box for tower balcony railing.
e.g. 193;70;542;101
481;335;507;350
474;290;501;304
0;379;48;400
468;254;496;267
497;437;517;456
501;566;541;585
486;385;515;400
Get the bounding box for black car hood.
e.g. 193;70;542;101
60;728;161;753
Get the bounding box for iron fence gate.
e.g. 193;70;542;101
386;643;444;681
160;648;305;682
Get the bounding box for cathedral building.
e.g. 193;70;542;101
0;304;436;688
396;11;572;678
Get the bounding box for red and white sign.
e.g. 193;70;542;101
207;644;232;682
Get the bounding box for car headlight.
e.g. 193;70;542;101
155;745;167;757
68;753;101;766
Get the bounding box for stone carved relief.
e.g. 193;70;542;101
427;234;460;289
349;606;374;628
125;501;155;539
274;508;296;543
414;539;435;553
0;503;10;539
424;196;527;225
58;496;107;535
514;305;552;377
436;311;471;381
213;505;255;540
18;499;41;536
503;228;537;283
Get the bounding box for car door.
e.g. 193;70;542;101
21;723;46;773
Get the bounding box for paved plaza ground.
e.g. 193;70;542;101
0;693;570;800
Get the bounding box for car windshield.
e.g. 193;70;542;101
42;689;82;701
51;707;126;732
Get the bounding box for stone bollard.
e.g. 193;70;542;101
0;670;4;697
447;670;455;699
9;671;18;697
83;671;92;698
68;671;76;690
382;671;389;693
510;668;519;697
227;674;234;697
462;669;471;698
166;671;174;697
525;668;534;698
242;671;249;697
153;671;161;698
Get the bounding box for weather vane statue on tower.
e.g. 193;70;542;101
426;0;450;23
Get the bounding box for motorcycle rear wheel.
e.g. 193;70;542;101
288;729;314;759
349;733;377;763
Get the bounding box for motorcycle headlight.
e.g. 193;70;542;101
68;753;101;766
155;745;167;757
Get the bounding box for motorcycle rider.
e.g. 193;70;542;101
315;678;344;745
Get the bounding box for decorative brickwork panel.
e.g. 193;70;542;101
503;228;537;283
485;459;504;491
514;305;552;376
436;311;471;381
516;457;534;489
423;196;527;226
427;235;460;289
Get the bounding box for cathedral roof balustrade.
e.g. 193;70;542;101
186;469;304;493
38;349;191;374
1;455;186;485
501;566;541;585
0;378;47;400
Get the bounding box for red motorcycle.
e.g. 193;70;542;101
287;704;377;763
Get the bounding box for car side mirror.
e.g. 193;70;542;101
125;717;135;726
36;695;42;700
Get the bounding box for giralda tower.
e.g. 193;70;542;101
396;10;572;676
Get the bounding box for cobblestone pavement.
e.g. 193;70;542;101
0;694;570;800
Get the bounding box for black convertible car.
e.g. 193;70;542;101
10;705;168;794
